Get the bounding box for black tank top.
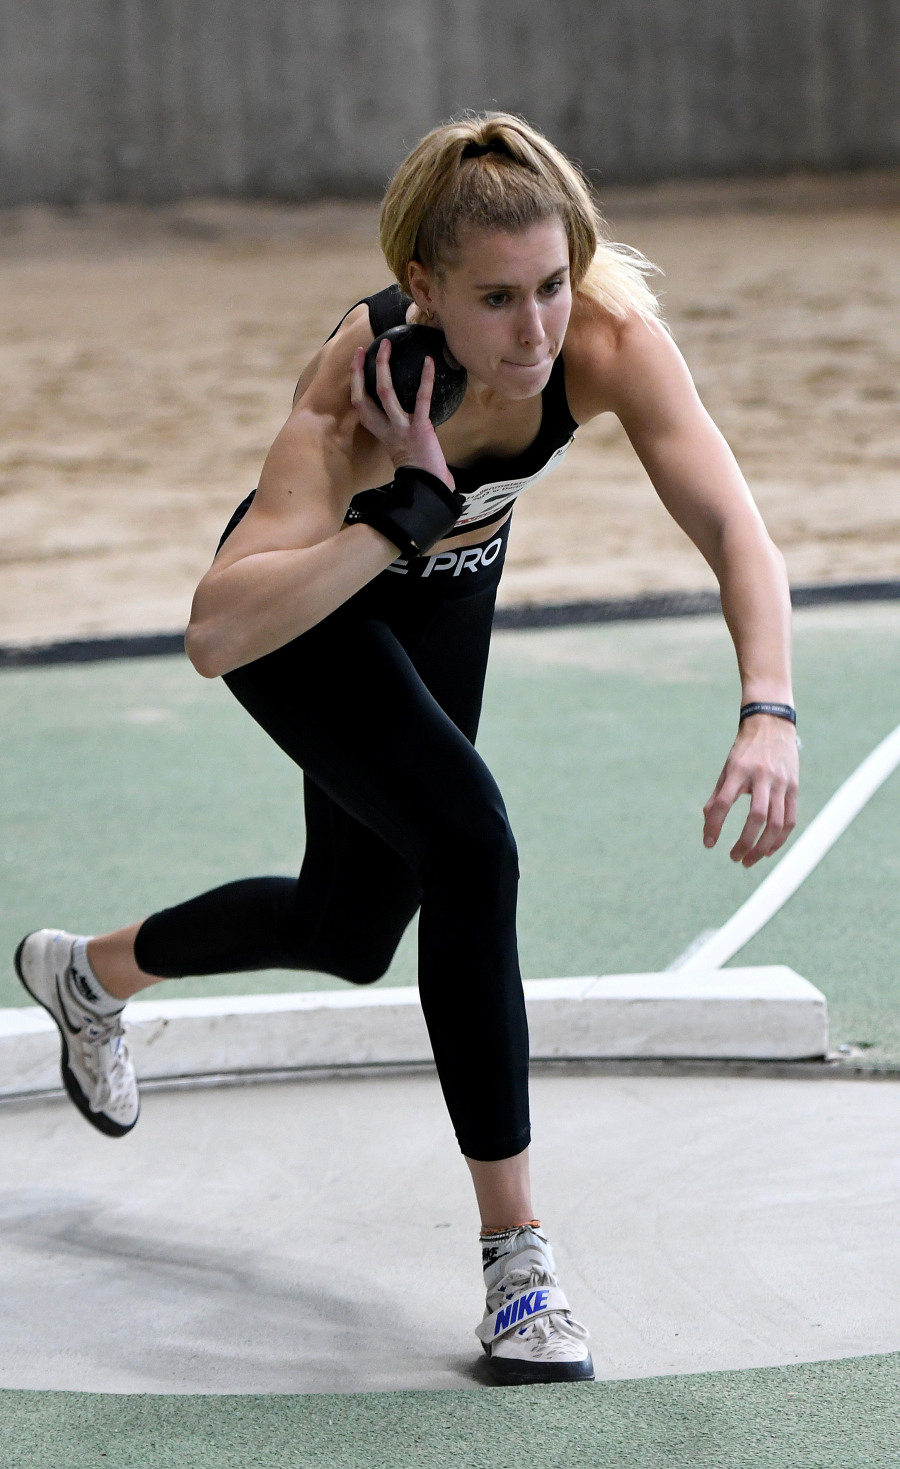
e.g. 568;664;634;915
340;285;579;537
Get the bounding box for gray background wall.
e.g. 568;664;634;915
1;0;899;206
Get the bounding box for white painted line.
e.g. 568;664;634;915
675;720;900;974
665;929;718;972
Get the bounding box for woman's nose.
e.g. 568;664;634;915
517;299;545;347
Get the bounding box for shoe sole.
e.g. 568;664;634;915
15;934;138;1139
485;1351;595;1386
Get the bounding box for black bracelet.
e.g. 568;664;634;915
739;702;797;725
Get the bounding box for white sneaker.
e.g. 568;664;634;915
476;1225;594;1385
15;929;139;1137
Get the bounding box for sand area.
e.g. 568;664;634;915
1;171;899;645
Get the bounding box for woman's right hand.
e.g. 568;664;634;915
350;341;455;490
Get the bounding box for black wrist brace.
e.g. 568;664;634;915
348;466;465;558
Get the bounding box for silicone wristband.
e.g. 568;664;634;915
739;702;797;725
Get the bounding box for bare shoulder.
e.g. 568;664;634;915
213;304;384;566
561;294;685;425
261;300;382;486
290;302;374;417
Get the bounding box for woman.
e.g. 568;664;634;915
17;113;799;1386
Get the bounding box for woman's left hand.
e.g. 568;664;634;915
702;715;799;867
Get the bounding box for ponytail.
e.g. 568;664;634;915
380;112;661;322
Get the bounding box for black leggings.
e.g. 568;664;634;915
134;518;530;1161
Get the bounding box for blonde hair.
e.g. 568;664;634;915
380;112;661;322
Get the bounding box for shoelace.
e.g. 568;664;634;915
77;1010;132;1109
487;1262;557;1306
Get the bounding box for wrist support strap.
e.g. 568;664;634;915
739;702;797;725
348;466;465;558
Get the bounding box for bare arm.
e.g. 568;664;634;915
186;311;450;679
566;308;798;866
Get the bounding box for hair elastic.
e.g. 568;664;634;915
461;139;507;160
739;702;797;725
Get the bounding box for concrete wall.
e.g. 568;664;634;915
1;0;899;206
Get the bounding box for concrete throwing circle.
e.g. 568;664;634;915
1;1071;899;1393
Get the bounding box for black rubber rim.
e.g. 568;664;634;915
487;1353;595;1386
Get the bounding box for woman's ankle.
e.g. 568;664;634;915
87;923;162;1001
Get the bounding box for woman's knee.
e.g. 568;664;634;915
278;921;407;987
432;799;519;881
337;951;395;986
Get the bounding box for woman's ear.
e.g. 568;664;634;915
406;261;441;325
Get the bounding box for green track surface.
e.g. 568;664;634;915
3;1352;900;1468
2;606;900;1060
3;607;900;1460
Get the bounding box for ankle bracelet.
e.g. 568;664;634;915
480;1220;541;1236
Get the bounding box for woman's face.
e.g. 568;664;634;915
408;218;572;400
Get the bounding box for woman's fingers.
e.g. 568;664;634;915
728;775;771;864
702;767;746;848
732;781;783;866
353;341;435;426
350;342;450;483
374;339;409;424
757;783;795;860
704;770;797;866
414;355;436;420
783;778;799;837
746;772;797;864
351;343;407;435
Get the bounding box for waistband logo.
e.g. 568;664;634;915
387;536;503;578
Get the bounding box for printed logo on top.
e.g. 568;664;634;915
451;439;574;527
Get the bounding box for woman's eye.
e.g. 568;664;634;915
542;279;563;296
486;293;509;308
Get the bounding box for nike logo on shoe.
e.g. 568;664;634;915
493;1289;550;1337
